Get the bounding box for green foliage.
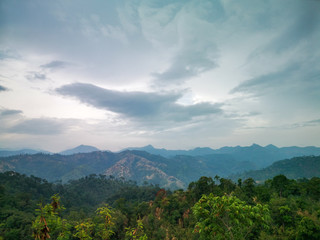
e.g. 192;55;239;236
95;204;115;239
125;220;148;240
32;194;71;240
192;194;270;239
296;215;320;239
73;220;94;240
1;172;320;239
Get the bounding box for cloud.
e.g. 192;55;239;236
289;119;320;129
230;59;320;99
144;1;220;86
40;60;68;70
262;1;320;54
8;118;69;135
0;109;22;116
152;45;217;85
0;49;20;60
56;83;222;122
0;108;74;135
0;85;8;92
25;71;48;81
230;64;299;95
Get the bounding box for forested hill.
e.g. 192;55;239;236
1;151;320;189
230;155;320;182
0;151;184;188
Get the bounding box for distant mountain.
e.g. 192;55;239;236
0;150;254;189
59;145;100;155
0;151;185;188
0;151;117;183
0;149;50;157
215;144;320;168
230;155;320;182
126;144;320;168
1;144;320;189
123;145;216;158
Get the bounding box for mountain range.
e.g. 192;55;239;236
125;144;320;168
0;145;100;157
1;144;320;189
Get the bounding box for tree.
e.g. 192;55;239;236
32;194;71;240
271;175;291;197
73;220;94;240
125;219;148;240
94;204;115;239
192;194;270;240
296;215;320;240
188;176;217;201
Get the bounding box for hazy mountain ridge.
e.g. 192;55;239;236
59;144;101;155
0;148;50;157
0;145;101;157
229;155;320;182
1;144;320;189
125;144;320;168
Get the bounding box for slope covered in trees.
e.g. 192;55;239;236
231;155;320;182
2;150;319;189
1;172;320;239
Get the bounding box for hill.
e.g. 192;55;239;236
1;145;320;189
230;155;320;182
0;150;253;189
59;144;100;155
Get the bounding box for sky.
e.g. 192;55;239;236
0;0;320;152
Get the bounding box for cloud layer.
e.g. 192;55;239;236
56;83;222;122
0;0;319;151
0;108;73;135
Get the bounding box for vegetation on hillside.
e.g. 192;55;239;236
1;152;319;190
231;155;320;182
1;171;320;239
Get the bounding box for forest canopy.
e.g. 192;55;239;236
0;172;320;239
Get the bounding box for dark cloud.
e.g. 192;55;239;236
25;71;48;81
40;60;68;70
0;109;22;116
56;83;222;121
0;85;8;92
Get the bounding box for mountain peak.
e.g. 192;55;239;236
59;145;100;155
265;144;278;150
250;143;262;148
143;145;155;150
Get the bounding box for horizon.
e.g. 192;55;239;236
1;142;320;154
1;0;319;151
